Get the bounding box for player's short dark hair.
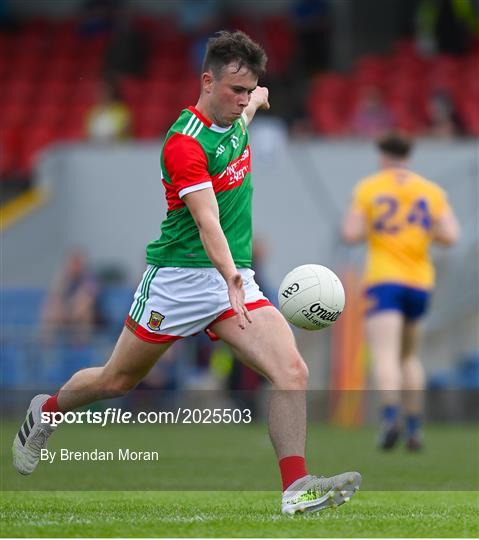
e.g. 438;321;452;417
377;132;413;159
202;30;267;80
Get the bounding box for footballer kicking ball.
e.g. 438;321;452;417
278;264;345;330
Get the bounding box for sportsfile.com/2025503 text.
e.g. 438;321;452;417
41;407;253;427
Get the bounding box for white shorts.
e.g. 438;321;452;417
125;266;272;344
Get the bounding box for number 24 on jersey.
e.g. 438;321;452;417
373;196;432;234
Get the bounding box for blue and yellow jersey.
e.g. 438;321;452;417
352;168;450;289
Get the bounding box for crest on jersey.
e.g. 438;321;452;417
147;311;165;331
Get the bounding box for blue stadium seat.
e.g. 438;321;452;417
1;288;45;326
428;351;479;389
98;286;133;333
1;286;133;387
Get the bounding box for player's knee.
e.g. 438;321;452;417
101;372;137;398
275;353;309;390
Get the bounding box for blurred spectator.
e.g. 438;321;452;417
415;0;440;55
291;0;332;74
78;0;118;37
426;90;462;138
351;86;395;138
104;9;149;78
41;250;103;345
86;79;131;141
0;0;18;31
177;0;224;73
435;0;476;56
177;0;221;33
416;0;477;56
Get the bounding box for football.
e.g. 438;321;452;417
278;264;345;330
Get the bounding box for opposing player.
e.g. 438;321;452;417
342;133;459;450
13;31;360;513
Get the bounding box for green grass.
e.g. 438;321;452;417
1;490;478;537
1;422;478;491
1;420;478;536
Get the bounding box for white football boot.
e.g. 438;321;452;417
281;471;362;515
12;394;56;475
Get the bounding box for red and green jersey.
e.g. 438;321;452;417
146;106;253;268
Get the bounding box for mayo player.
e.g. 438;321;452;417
14;31;360;513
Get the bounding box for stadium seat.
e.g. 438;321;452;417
68;102;92;125
1;103;28;129
0;127;21;176
134;103;174;139
18;126;58;173
457;99;479;136
3;77;35;102
57;123;86;142
263;15;296;76
309;99;345;135
30;104;64;128
99;286;135;334
37;80;72;105
0;289;46;325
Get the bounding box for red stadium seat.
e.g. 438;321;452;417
0;128;22;176
8;54;45;80
134;102;176;139
69;80;98;106
457;99;479;136
56;123;85;142
30;104;64;128
2;79;34;104
309;98;346;135
17;126;58;173
1;103;28;129
41;57;78;82
263;15;296;76
68;103;92;129
37;80;72;105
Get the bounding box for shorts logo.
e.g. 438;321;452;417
147;311;165;331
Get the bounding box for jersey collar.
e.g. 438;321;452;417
187;106;233;133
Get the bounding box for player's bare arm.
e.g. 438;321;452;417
431;209;460;246
242;86;270;126
342;205;366;243
183;188;252;329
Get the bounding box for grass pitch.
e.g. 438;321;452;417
1;490;478;537
1;421;478;537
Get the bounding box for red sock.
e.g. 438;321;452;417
41;393;62;414
279;456;308;491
